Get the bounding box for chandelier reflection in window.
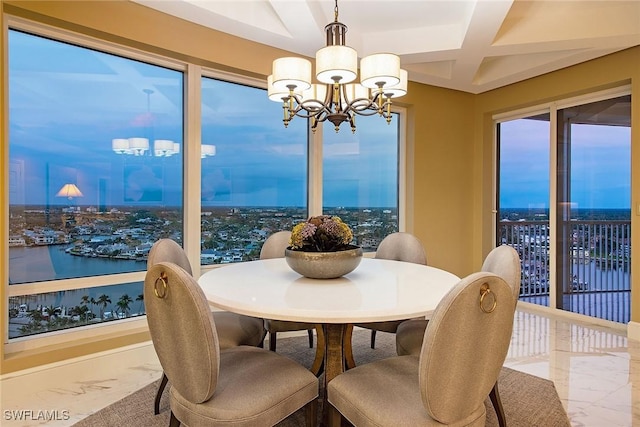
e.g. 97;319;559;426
267;0;407;133
111;89;180;157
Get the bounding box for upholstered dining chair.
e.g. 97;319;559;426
395;244;521;427
260;230;318;352
145;262;319;427
356;232;428;348
328;271;516;427
147;238;266;415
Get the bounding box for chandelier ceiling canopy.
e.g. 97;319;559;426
267;0;407;133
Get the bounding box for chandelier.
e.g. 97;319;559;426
111;89;183;157
267;0;407;133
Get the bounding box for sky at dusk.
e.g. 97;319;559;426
8;29;631;211
8;29;398;209
500;117;631;210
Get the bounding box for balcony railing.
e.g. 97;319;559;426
499;220;631;323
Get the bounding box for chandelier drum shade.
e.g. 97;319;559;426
268;0;407;133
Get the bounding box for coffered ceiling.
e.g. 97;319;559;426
133;0;640;94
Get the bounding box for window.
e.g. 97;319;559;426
8;29;184;338
5;24;405;342
199;77;308;265
323;114;400;250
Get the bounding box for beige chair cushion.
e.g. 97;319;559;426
171;346;318;426
147;238;192;275
395;244;521;357
148;238;265;350
329;355;486;426
145;263;318;426
481;245;521;304
375;232;427;265
260;231;291;259
214;311;265;349
329;272;515;426
419;272;514;424
145;262;219;404
395;318;429;356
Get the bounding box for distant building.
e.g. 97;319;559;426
9;236;26;246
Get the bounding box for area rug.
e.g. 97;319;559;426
73;330;570;426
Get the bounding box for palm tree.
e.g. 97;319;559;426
80;295;96;318
135;294;144;315
69;305;91;323
116;294;133;318
96;294;111;320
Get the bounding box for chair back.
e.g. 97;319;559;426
144;262;220;404
419;272;515;424
375;232;427;265
260;231;292;259
481;245;521;305
147;238;193;275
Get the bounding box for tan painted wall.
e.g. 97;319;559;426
473;47;640;323
402;83;475;275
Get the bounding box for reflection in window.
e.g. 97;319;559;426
8;282;144;339
323;114;400;250
200;77;308;265
8;29;183;337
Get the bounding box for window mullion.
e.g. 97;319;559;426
308;123;323;217
184;64;202;278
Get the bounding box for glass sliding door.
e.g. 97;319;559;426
497;113;551;305
555;95;631;322
497;92;631;323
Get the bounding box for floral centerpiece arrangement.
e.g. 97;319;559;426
285;215;362;279
289;215;354;252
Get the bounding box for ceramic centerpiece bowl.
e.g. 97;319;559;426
285;245;363;279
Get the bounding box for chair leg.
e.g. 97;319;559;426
269;332;277;351
154;372;169;415
304;398;318;427
329;404;343;427
307;329;314;348
370;330;377;349
169;411;180;427
489;381;507;427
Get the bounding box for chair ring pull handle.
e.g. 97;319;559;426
479;283;497;313
154;272;168;299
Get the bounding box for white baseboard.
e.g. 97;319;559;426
516;301;627;334
627;321;640;341
0;340;156;381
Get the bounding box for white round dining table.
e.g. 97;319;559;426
198;257;460;424
198;257;459;323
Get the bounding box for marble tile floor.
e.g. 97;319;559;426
1;304;638;427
